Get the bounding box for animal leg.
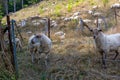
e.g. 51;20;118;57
113;50;119;60
37;51;42;64
45;54;48;66
101;52;107;68
19;44;22;52
31;53;34;63
30;49;35;63
45;51;50;66
36;47;43;64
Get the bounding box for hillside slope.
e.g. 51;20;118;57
2;0;118;20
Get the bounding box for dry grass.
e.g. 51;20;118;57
17;24;120;80
107;24;120;34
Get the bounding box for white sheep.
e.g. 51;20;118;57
15;38;22;51
28;33;52;64
5;38;22;51
80;18;120;68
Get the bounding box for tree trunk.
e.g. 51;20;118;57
13;0;16;12
21;0;24;8
4;0;8;15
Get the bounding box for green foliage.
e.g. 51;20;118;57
0;0;42;17
102;0;109;6
0;4;3;19
0;69;16;80
66;0;85;12
79;0;84;2
39;5;45;14
74;0;83;6
53;4;62;17
39;8;44;14
55;4;62;10
8;0;14;12
89;0;96;5
67;3;73;12
28;0;39;4
66;0;74;12
1;20;7;25
41;72;47;80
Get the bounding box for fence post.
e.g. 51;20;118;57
6;15;15;71
48;18;50;38
11;19;19;79
114;8;117;25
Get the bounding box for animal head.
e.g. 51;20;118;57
80;18;102;39
90;28;102;39
34;33;42;38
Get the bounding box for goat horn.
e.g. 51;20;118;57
80;18;92;31
101;16;108;30
96;16;99;28
96;17;101;29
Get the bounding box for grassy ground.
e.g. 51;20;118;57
17;31;120;80
1;0;120;80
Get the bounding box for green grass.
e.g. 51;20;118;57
67;3;73;12
53;4;62;17
88;0;97;5
39;8;44;14
102;0;109;6
0;69;16;80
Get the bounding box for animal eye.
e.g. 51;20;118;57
98;29;102;32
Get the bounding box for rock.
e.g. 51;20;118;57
83;19;92;23
73;12;81;16
111;3;120;9
93;12;102;17
64;17;71;21
54;31;66;40
88;10;93;15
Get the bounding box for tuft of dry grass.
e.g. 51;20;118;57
107;24;120;34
